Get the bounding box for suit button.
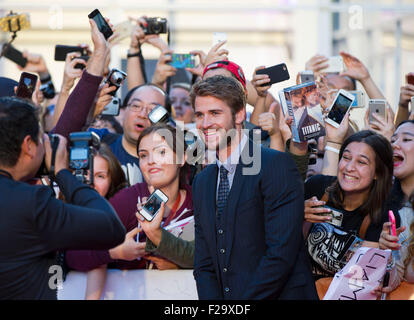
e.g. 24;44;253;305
218;229;224;235
220;249;225;254
223;268;227;273
224;287;230;293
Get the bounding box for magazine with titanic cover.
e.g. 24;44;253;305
279;81;326;143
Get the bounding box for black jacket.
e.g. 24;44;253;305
193;140;318;300
0;169;125;300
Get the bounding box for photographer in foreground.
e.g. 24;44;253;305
0;97;125;300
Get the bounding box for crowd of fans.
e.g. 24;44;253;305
0;12;414;300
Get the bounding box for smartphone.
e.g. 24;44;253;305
169;54;195;69
300;71;315;84
148;105;169;124
256;63;290;87
88;9;113;40
73;55;89;70
101;97;120;116
349;90;365;108
16;72;38;99
325;89;355;128
318;205;344;227
368;99;387;124
113;20;133;42
54;45;86;61
388;210;397;239
212;32;227;46
406;73;414;86
139;189;169;222
2;44;27;68
322;56;344;74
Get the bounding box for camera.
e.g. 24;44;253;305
143;17;168;35
40;80;56;99
102;68;127;116
69;131;100;184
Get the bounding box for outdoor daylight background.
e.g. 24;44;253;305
1;0;414;122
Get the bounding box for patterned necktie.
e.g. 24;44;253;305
217;165;230;218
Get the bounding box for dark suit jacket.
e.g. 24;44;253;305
192;140;318;300
0;169;125;300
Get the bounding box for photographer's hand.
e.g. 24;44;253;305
44;134;68;175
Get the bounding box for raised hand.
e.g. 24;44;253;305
339;51;370;82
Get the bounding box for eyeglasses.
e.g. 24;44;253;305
127;103;160;114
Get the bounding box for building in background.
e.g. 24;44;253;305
0;0;413;117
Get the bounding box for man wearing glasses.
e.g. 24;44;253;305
90;84;167;185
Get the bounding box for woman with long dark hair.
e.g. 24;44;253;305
374;120;414;296
304;130;395;278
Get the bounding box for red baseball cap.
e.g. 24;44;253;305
202;60;247;91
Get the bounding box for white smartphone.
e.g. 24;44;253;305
325;89;355;128
299;70;315;84
368;99;387;124
349;90;365;108
322;56;344;74
212;32;227;46
139;189;169;222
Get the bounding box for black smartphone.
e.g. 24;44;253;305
256;63;290;87
16;72;38;99
54;45;86;61
406;73;414;86
2;44;27;68
88;9;113;40
73;55;89;70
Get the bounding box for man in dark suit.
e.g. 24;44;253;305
0;97;125;299
190;75;318;300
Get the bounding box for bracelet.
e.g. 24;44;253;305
325;145;340;154
326;140;342;146
127;52;140;58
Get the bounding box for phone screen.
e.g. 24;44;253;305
143;194;163;220
327;93;353;124
16;72;37;99
169;54;195;68
88;9;113;40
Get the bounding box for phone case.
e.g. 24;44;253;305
368;100;387;123
3;44;27;67
256;63;290;87
54;45;85;61
16;72;38;99
326;90;354;127
389;210;397;238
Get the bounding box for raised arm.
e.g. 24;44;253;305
51;18;114;139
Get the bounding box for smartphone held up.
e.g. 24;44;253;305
325;89;355;128
88;9;113;40
139;189;169;222
16;72;37;99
